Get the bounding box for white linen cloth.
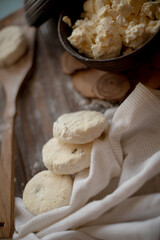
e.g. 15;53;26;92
14;83;160;240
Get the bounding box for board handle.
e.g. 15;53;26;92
0;99;16;238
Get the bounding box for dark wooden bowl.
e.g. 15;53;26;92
58;3;160;72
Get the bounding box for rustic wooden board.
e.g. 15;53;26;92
0;25;36;238
0;8;159;203
0;9;114;198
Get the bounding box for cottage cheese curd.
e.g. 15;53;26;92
65;0;160;59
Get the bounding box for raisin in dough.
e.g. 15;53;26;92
53;110;108;144
23;170;73;215
42;138;92;175
0;25;28;67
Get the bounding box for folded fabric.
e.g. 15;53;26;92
14;83;160;240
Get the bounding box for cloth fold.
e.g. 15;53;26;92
14;83;160;240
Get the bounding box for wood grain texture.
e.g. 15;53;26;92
92;71;131;103
62;50;160;102
0;102;15;238
71;68;130;103
61;51;87;75
0;9;112;201
0;23;36;238
0;8;159;238
72;69;104;98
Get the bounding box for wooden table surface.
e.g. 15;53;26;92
0;8;114;198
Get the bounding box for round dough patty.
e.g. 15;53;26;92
0;25;28;67
53;110;108;144
23;170;73;215
42;138;92;175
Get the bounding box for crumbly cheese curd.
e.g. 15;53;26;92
64;0;160;59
